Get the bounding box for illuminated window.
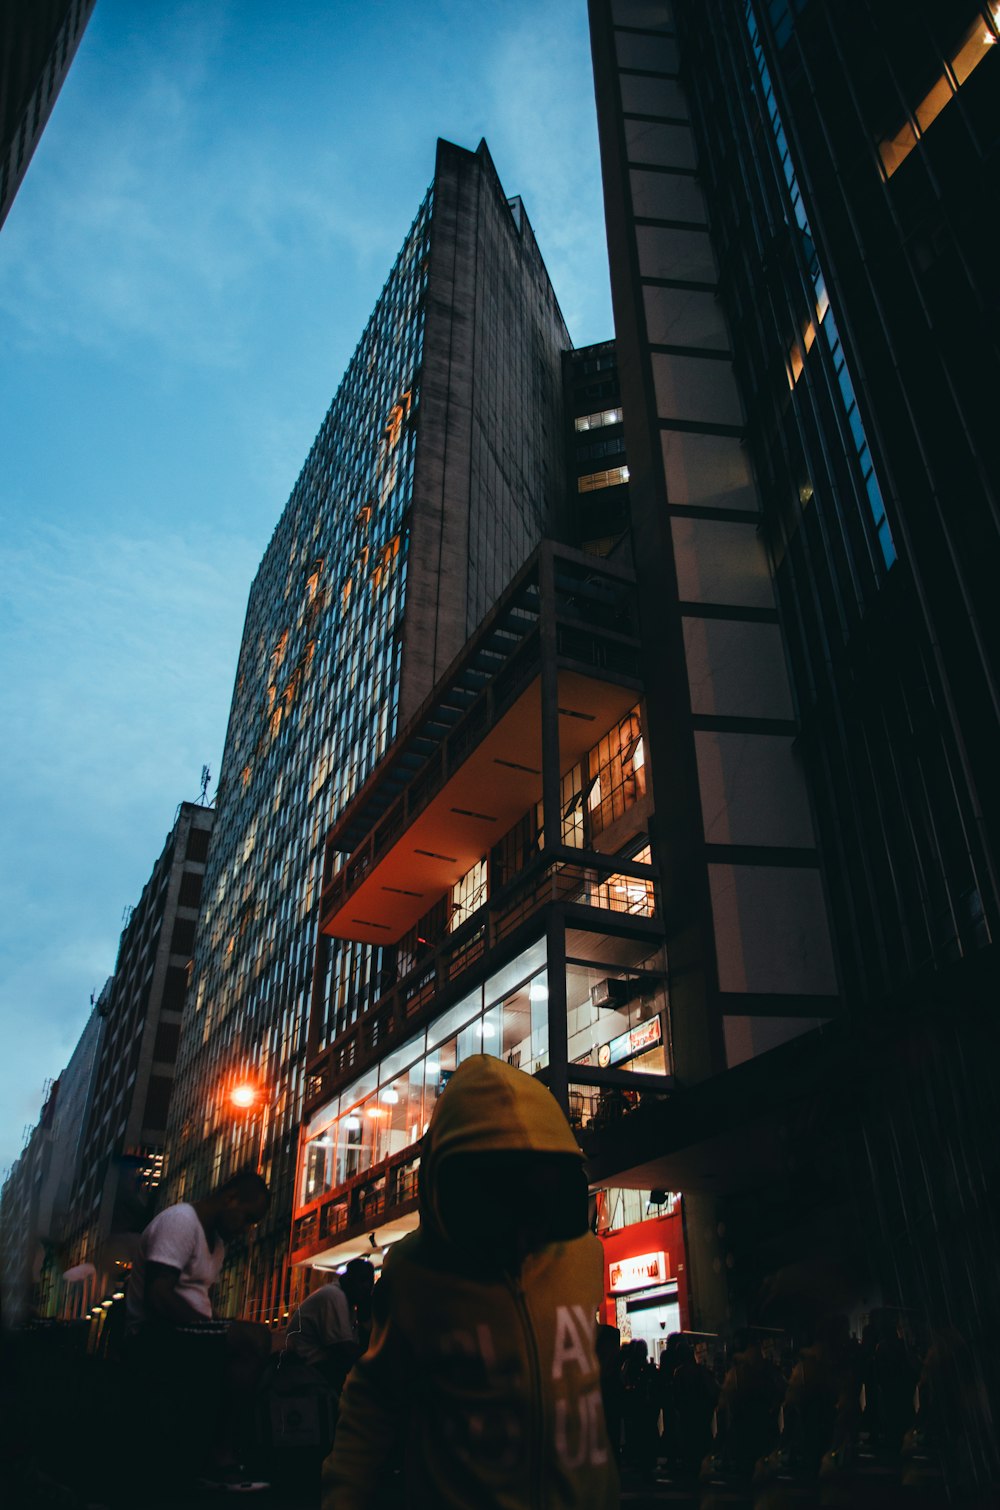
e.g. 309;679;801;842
449;857;488;932
384;390;412;450
578;466;630;493
565;953;667;1076
269;629;289;676
575;407;623;432
877;9;999;178
371;534;401;593
560;766;585;848
305;559;324;602
745;1;896;570
589;863;656;919
588;709;648;838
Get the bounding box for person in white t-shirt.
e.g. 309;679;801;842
127;1169;268;1332
126;1168;271;1490
285;1259;375;1392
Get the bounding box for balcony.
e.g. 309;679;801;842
291;1144;421;1268
320;543;644;947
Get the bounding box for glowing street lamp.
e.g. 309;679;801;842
228;1080;268;1174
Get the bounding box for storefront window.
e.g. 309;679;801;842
566;957;667;1074
564;931;669;1080
299;942;576;1211
486;941;550;1076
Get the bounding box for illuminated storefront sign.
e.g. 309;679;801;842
608;1250;668;1293
602;1013;661;1068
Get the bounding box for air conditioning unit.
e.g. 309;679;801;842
590;976;629;1010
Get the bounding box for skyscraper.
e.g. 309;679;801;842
162;140;570;1323
588;0;998;1484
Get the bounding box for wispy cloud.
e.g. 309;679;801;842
0;6;393;373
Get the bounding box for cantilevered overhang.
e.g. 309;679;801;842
292;1210;420;1273
321;668;642;944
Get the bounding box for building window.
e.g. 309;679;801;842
449;857;488;931
587;709;647;837
578;466;630;493
298;946;549;1208
581;850;656;919
575;407;624;432
877;9;999;177
566;956;667;1076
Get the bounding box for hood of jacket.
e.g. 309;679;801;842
419;1054;584;1241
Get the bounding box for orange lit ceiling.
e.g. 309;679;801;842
322;670;640;944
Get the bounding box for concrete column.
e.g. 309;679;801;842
538;547;562;856
545;911;569;1115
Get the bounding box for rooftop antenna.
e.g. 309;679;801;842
199;764;211;805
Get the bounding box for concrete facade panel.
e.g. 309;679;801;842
620;74;688;118
682;618;794;721
652;352;742;426
636;224;716;282
694;731;816;848
670;516;773;608
723;1013;828;1070
625;119;697;169
615;33;679;72
629;168;707;223
708;863;838;996
661;431;756;511
643;284;728;350
611;0;675;29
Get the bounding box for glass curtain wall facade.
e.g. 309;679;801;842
590;0;999;1484
163;193;429;1320
163;139;570;1324
674;0;996;1007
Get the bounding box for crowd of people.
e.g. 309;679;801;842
5;1059;973;1506
608;1315;953;1488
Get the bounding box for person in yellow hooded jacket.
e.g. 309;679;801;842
323;1054;619;1509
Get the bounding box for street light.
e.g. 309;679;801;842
228;1081;267;1172
228;1076;270;1322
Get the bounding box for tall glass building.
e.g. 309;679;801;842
161;140;570;1323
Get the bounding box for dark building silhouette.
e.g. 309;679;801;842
1;0;97;229
0;995;104;1326
564;341;632;557
56;802;215;1318
588;0;999;1487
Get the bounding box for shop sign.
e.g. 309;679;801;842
605;1014;661;1068
608;1250;668;1293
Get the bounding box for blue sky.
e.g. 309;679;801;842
0;0;613;1175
